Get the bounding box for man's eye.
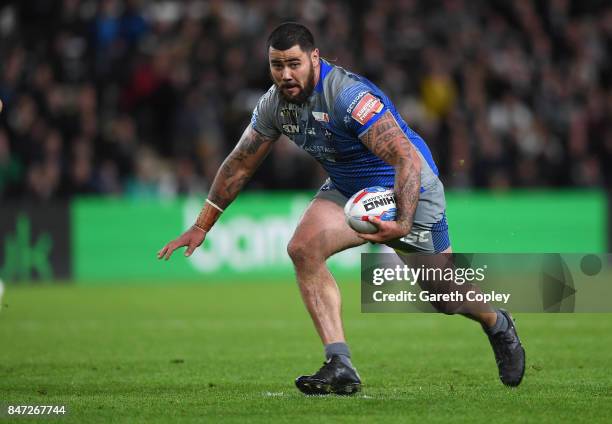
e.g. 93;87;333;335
290;63;300;69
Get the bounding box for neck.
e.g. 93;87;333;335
313;61;321;88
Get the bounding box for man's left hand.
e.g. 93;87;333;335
356;217;410;243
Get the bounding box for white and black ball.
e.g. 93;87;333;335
344;186;396;234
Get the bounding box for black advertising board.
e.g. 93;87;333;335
0;202;71;282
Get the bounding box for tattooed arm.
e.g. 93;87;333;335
208;125;276;209
158;125;276;260
358;111;421;242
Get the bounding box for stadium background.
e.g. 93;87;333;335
0;0;611;422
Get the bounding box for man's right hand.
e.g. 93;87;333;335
157;226;206;260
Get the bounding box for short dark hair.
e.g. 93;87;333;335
267;22;315;52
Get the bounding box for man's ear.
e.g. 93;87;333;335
311;48;320;67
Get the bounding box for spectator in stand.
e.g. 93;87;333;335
0;0;610;201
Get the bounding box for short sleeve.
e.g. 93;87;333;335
250;86;281;139
333;84;388;137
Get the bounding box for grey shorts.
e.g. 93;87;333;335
315;179;451;253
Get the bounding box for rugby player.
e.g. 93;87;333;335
158;22;525;395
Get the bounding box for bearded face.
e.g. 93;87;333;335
269;45;319;105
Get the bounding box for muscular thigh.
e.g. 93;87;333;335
290;198;366;260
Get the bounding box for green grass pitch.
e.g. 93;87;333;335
1;281;611;423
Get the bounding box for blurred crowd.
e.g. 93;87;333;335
0;0;611;201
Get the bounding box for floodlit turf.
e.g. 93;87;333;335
1;281;611;423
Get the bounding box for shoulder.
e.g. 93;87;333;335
257;85;281;108
320;62;362;106
322;64;382;110
251;85;283;138
322;66;388;132
253;85;282;121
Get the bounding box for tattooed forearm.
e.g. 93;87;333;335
394;156;420;230
360;111;421;231
208;126;276;208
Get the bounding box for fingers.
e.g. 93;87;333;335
158;228;206;261
357;217;404;243
157;246;167;259
357;233;378;242
158;239;200;260
184;241;198;257
157;242;178;261
367;216;382;228
164;243;176;260
166;243;177;260
355;216;382;242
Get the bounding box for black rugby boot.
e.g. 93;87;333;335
295;356;361;395
485;309;526;387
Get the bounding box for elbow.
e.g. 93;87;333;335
394;147;421;174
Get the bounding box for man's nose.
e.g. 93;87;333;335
281;67;293;81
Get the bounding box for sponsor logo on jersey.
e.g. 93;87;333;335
280;104;301;124
303;145;337;162
346;90;368;114
282;124;300;134
351;93;384;125
312;111;329;122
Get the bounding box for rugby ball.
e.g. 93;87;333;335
344;186;396;234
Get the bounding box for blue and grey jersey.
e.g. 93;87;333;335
250;59;442;199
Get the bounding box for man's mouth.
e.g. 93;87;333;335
283;85;300;95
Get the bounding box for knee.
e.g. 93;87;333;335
287;237;323;266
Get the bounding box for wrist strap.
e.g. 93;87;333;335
206;198;224;212
195;199;224;232
193;224;207;233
